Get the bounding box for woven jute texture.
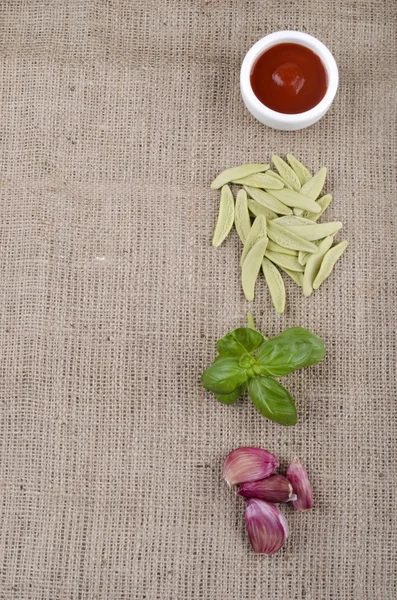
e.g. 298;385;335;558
0;1;396;598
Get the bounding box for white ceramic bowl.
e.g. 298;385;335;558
240;31;339;131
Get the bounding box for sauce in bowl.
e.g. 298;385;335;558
250;43;327;114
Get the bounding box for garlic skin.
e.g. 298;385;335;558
222;447;279;487
245;498;289;555
237;474;295;503
286;458;313;511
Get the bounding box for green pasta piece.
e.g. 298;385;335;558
278;265;304;287
304;194;332;221
300;167;327;200
247;198;278;221
242;237;268;301
240;214;267;267
272;155;301;191
262;258;286;314
278;221;343;242
265;170;294;190
211;164;269;189
302;236;334;297
244;186;293;216
212;185;234;247
266;240;298;256
232;173;283;190
298;242;320;266
234;189;251;244
298;251;307;266
267;220;318;253
313;241;349;290
267;189;321;213
286;154;312;185
274;215;314;226
265;250;304;273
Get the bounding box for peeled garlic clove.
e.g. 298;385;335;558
222;447;278;487
237;474;294;503
245;498;288;555
286;458;313;511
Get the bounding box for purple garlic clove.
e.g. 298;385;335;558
222;447;278;487
238;474;295;503
286;458;313;511
245;498;289;555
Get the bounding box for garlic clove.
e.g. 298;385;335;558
237;474;294;503
286;458;313;511
245;498;288;555
222;447;278;487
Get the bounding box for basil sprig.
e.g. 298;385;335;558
201;318;325;426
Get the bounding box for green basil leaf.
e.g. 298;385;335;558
214;383;247;405
248;376;297;426
256;327;325;376
216;327;264;358
201;357;248;394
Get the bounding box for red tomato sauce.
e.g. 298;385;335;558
250;43;327;114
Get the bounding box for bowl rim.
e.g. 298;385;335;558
240;31;339;124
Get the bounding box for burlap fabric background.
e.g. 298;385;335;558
0;1;396;598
